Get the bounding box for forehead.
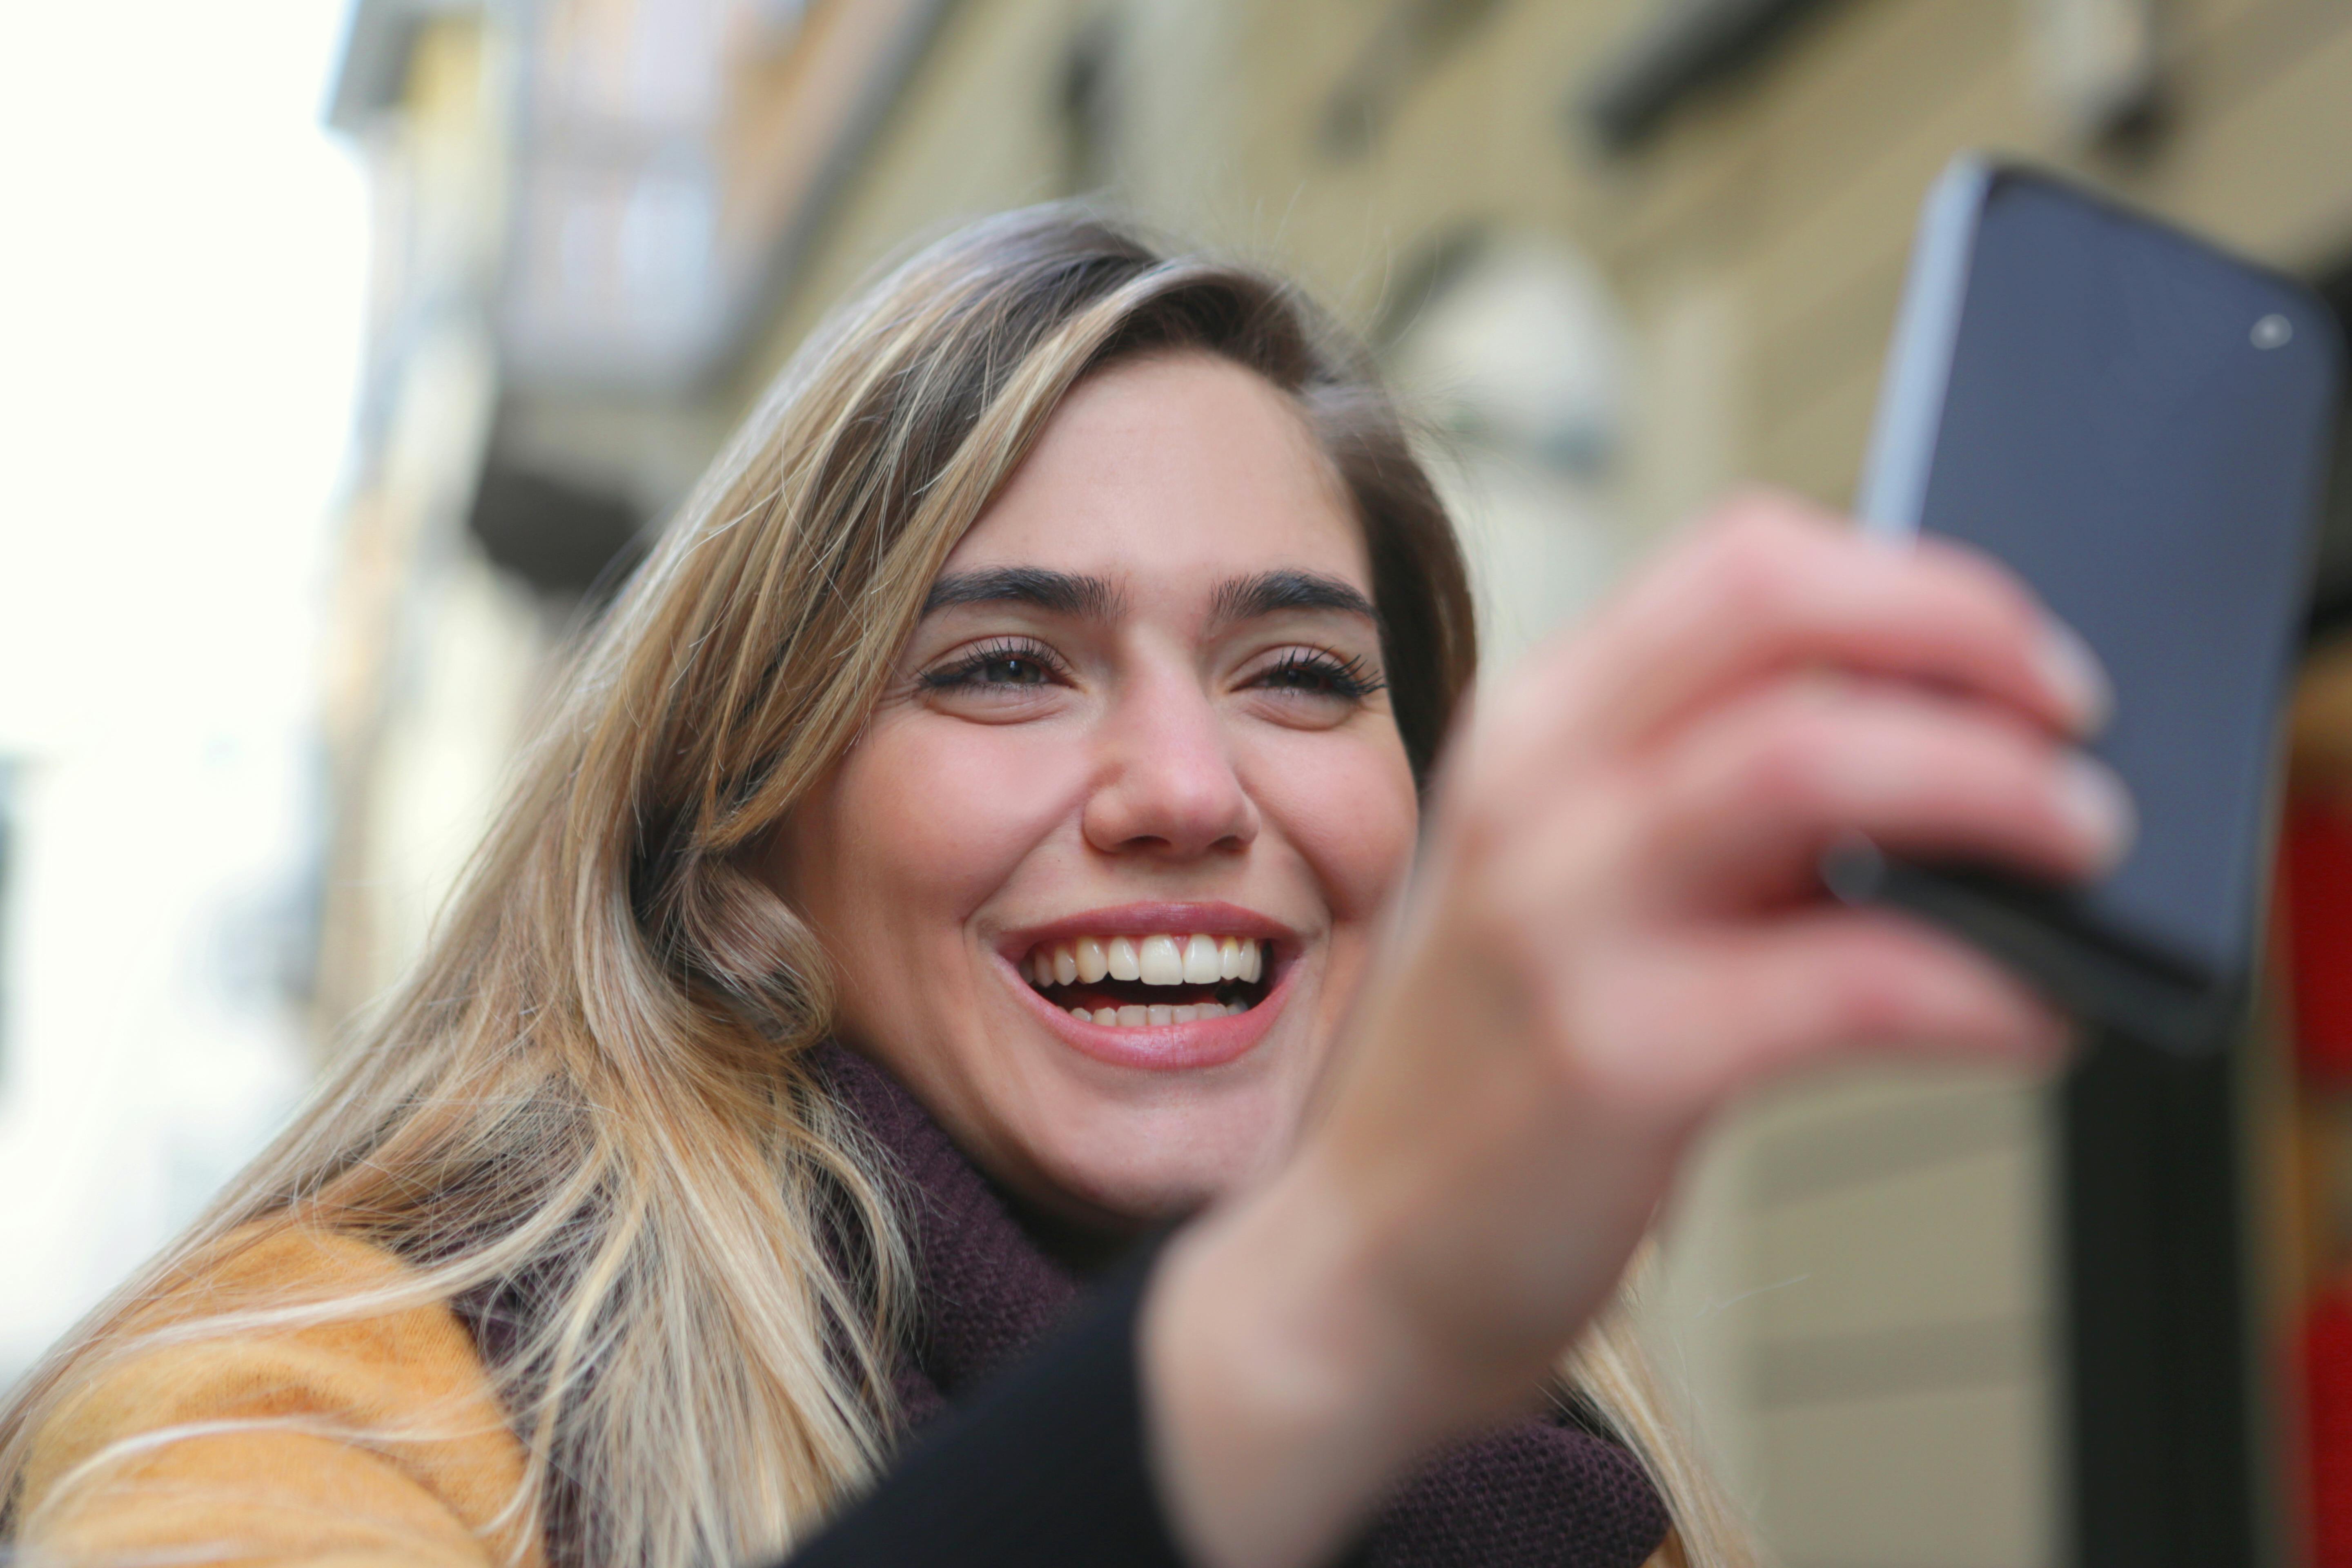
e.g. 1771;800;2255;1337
942;352;1369;592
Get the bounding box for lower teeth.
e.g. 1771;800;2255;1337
1066;1001;1247;1026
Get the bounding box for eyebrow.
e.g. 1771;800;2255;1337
1210;569;1383;632
918;563;1381;631
921;566;1126;619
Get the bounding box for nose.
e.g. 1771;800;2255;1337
1081;670;1259;860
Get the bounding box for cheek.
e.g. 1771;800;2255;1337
1251;729;1418;922
805;717;1090;942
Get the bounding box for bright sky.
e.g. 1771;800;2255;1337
0;0;367;751
0;1;368;1372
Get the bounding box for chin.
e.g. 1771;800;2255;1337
1018;1080;1299;1232
1052;1157;1232;1228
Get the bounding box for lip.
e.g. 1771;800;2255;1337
995;901;1301;1073
994;900;1296;958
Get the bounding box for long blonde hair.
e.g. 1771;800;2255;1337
1;206;1745;1567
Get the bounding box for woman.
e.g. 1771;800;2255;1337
0;208;2121;1568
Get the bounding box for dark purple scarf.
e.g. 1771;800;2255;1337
821;1044;1670;1568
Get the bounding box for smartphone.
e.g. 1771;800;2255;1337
1827;156;2343;1052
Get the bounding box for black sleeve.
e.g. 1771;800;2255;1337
780;1254;1194;1568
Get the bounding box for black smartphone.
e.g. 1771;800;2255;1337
1826;156;2343;1052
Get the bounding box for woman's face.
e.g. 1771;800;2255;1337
775;352;1420;1231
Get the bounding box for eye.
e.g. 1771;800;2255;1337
1250;648;1385;702
919;637;1069;694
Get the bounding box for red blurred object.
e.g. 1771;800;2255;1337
2285;795;2352;1081
2310;1286;2352;1566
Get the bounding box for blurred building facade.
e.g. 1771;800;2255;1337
323;2;2352;1563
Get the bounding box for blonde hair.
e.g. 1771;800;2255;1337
1;207;1746;1568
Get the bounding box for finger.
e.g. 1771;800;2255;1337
1510;490;2107;756
1633;674;2132;907
1574;909;2071;1108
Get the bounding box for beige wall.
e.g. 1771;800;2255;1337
320;13;541;1029
1598;0;2352;514
736;0;1085;395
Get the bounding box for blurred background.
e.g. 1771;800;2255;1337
11;0;2352;1564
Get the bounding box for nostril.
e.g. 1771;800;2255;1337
1079;750;1261;859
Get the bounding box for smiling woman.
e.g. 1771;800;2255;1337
777;355;1420;1224
0;207;2118;1568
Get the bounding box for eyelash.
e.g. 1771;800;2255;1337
918;637;1069;692
1255;648;1385;701
917;641;1385;702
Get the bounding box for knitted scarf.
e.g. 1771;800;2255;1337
821;1042;1671;1568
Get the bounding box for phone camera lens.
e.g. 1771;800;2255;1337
2252;314;2294;349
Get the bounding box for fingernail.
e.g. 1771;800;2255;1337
2035;620;2114;735
2056;753;2135;871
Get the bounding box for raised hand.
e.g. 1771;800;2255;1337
1145;491;2127;1568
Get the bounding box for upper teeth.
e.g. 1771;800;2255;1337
1026;934;1263;989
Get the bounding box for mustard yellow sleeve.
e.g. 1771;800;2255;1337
16;1229;544;1568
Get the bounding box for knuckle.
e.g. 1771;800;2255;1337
1940;715;2048;811
1696;521;1808;635
1821;959;1921;1042
1454;842;1565;961
1448;793;1518;867
1646;495;1827;648
2001;741;2065;817
1718;486;1828;543
1920;538;2045;640
1731;704;1840;814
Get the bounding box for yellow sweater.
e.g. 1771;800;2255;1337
18;1230;1688;1568
16;1227;544;1568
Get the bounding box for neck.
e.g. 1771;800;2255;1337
1002;1190;1157;1278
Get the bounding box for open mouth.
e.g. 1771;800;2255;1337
1019;933;1271;1027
